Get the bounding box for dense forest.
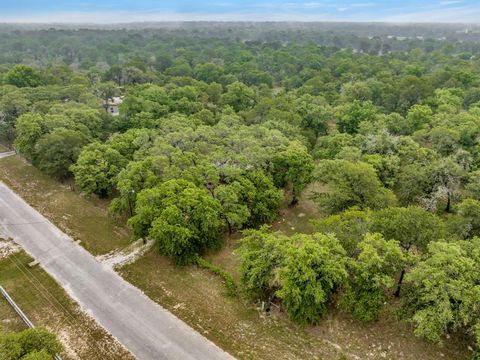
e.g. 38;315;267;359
1;23;480;359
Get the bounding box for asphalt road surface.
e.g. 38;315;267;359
0;181;234;360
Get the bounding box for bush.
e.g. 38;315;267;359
196;256;237;297
0;328;62;360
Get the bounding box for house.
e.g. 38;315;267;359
104;96;123;116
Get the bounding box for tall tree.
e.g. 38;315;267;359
71;143;127;197
342;233;405;321
313;160;396;214
402;239;480;345
371;206;444;296
277;233;347;325
4;65;43;88
273;142;314;205
34;128;88;178
129;179;223;264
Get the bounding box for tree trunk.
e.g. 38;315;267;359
394;268;406;297
128;197;133;217
445;192;451;213
225;216;233;234
290;196;299;207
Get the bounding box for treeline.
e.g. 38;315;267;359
1;24;480;357
2;22;480;67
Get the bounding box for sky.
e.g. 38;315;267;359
0;0;479;24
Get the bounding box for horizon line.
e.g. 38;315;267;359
0;20;478;26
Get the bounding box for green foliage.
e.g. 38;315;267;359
14;113;43;160
5;24;480;349
313;133;354;160
33;128;89;178
238;227;285;301
220;81;256;112
240;170;283;227
314;160;396;214
336;100;377;134
21;350;51;360
465;170;480;200
4;65;42;88
214;183;250;233
277;233;347;325
402;239;480;344
129;179;223;265
295;95;333;136
405;104;433;134
341;233;405;321
0;328;62;360
395;158;465;211
273;142;314;204
371;206;444;252
71;142;127;197
196;256;237;297
109;156;160;215
312;208;372;256
239;228;347;325
447;199;480;239
362;154;400;188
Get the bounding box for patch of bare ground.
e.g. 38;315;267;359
97;238;155;269
0;237;21;260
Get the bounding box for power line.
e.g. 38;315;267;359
7;253;120;360
1;220;48;226
8;254;118;360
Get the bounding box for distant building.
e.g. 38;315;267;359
104;97;123;116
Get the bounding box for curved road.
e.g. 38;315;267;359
0;177;234;360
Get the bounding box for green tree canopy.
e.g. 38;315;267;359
71;142;127;197
273;141;314;205
239;228;347;325
277;233;347;325
402;239;480;345
4;65;43;88
129;179;223;264
313;160;396;214
0;328;62;360
341;233;405;321
34;128;89;178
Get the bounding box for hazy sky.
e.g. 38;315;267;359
0;0;478;23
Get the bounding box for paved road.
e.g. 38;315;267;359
0;181;234;360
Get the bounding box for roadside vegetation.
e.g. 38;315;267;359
1;23;480;359
0;327;62;360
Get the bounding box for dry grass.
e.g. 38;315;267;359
121;181;472;360
0;155;131;255
120;246;472;360
121;250;346;360
0;251;134;360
